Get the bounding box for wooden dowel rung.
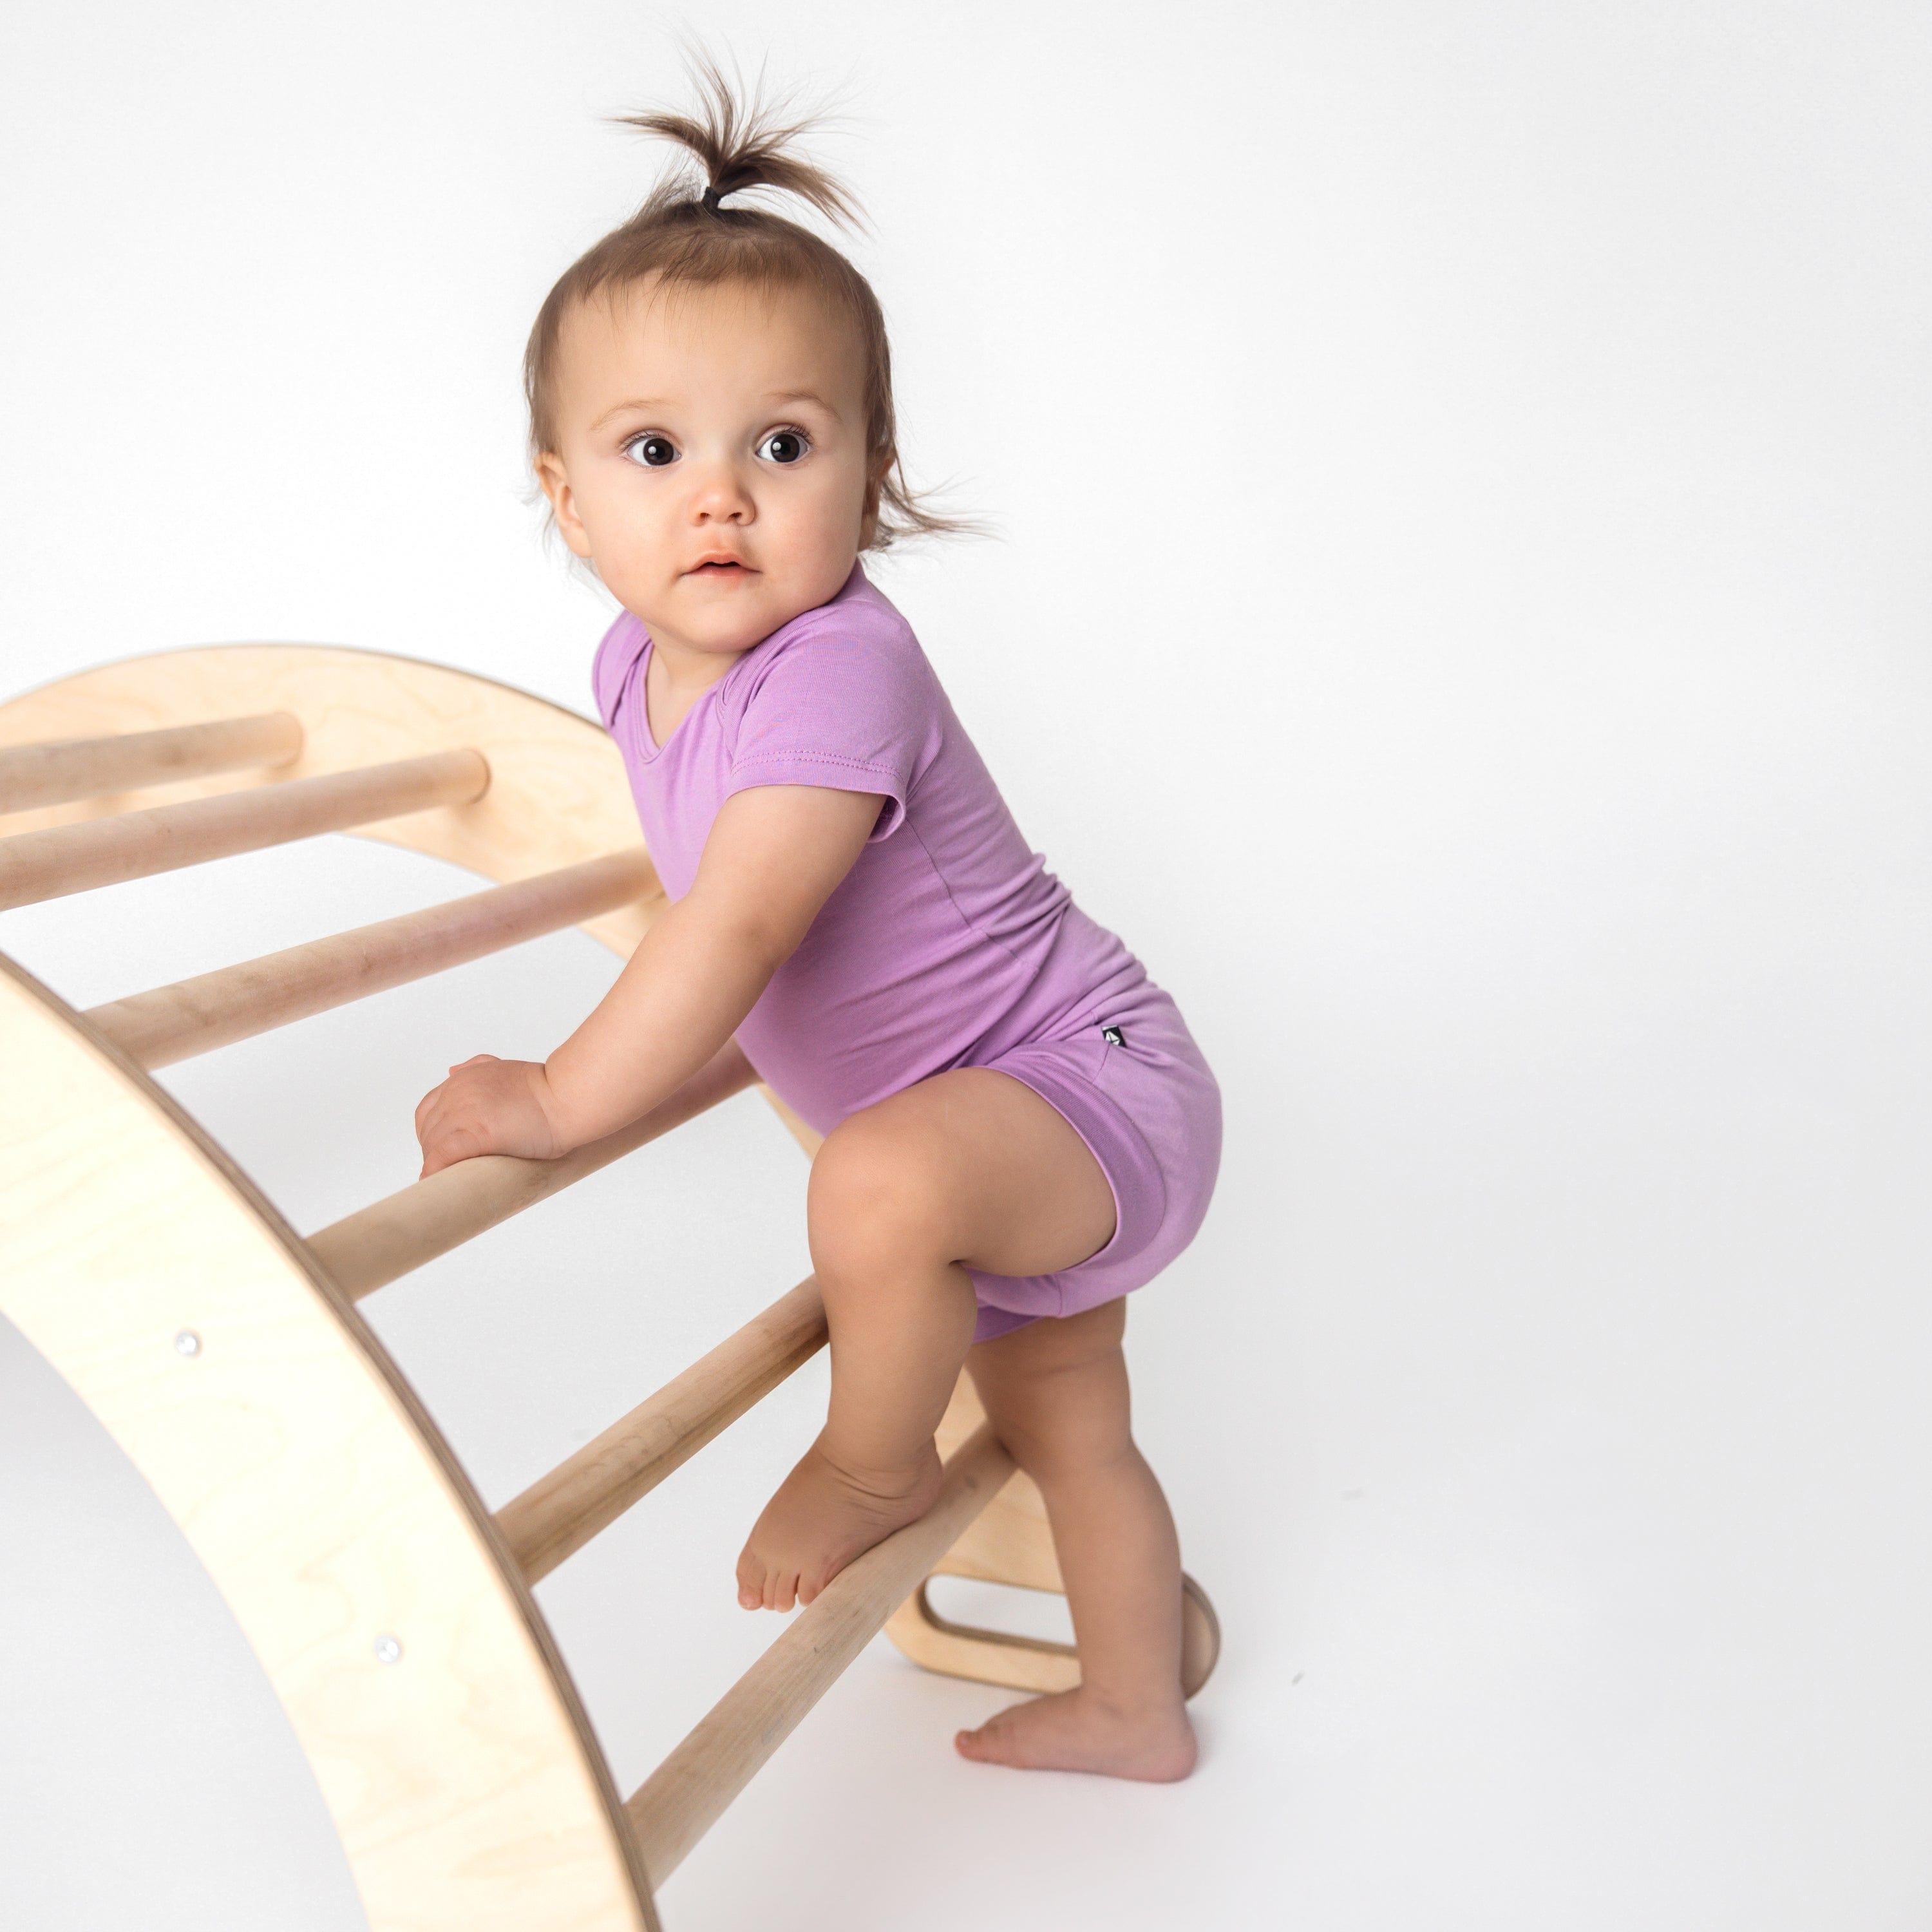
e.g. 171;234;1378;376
0;711;304;815
623;1425;1014;1884
498;1277;828;1584
0;749;489;913
83;849;658;1069
304;1041;762;1301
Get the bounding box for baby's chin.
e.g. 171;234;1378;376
655;573;839;653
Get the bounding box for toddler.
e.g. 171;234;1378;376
413;73;1220;1781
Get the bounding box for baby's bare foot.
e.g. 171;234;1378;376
954;1687;1198;1781
736;1435;943;1612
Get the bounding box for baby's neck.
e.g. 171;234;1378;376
643;630;744;746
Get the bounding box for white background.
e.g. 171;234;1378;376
3;4;1930;1927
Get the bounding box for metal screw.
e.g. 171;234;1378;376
373;1635;403;1665
173;1330;201;1357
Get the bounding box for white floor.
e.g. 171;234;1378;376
5;834;1932;1932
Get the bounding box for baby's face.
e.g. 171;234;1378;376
536;276;876;660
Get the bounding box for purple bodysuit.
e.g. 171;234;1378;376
592;562;1220;1340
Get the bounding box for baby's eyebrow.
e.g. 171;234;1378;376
589;397;671;430
588;390;838;431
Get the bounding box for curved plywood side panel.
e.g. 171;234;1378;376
0;643;661;954
0;954;659;1932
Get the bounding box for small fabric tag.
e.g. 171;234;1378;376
1101;1025;1125;1047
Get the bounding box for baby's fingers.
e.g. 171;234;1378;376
414;1090;472;1175
419;1119;487;1179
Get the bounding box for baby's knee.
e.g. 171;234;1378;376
808;1109;956;1280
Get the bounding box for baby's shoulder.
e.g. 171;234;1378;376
724;571;936;715
589;608;649;731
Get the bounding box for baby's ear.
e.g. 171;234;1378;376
534;451;595;560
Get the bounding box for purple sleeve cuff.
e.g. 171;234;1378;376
723;753;907;840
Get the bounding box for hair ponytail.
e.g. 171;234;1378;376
612;62;862;229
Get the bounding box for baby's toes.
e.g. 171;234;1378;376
735;1544;766;1611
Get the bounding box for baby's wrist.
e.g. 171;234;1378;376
526;1059;578;1158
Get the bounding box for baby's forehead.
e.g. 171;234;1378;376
557;274;864;411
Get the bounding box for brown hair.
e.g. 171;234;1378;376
523;61;966;550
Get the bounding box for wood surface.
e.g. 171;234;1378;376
0;643;663;953
0;647;683;1927
0;953;658;1932
889;1575;1222;1702
0;709;303;813
87;849;657;1069
624;1425;1017;1888
0;748;490;911
888;1581;1082;1695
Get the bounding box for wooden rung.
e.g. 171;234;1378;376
0;749;490;913
305;1041;762;1301
498;1276;828;1584
83;849;658;1069
0;710;303;815
624;1425;1015;1886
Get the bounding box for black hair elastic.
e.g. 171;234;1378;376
701;184;724;212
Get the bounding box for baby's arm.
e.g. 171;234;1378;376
413;784;882;1176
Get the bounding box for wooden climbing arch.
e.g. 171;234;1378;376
0;643;1218;1929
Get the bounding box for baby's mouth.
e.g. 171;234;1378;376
687;558;753;577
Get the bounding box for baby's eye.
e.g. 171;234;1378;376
624;433;678;468
756;429;810;465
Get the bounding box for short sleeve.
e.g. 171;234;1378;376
723;619;938;841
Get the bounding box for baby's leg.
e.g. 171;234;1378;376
954;1299;1197;1781
735;1066;1117;1612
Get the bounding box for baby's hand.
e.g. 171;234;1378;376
413;1054;566;1179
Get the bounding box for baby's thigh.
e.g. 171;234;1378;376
807;1066;1115;1281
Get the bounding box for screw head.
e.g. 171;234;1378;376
173;1330;201;1357
373;1635;403;1665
